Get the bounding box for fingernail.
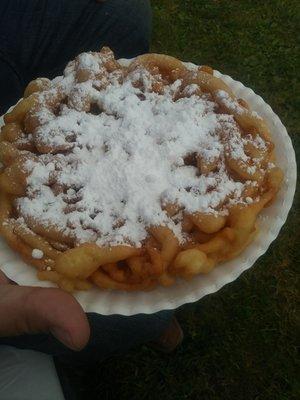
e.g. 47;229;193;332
51;327;81;351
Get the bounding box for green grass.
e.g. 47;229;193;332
69;1;300;399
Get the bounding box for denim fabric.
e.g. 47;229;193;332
0;0;152;113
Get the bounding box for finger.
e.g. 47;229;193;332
0;285;90;350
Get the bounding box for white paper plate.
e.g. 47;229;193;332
0;61;296;315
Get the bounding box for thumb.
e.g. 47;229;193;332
0;285;90;351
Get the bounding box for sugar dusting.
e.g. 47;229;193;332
32;249;44;259
16;51;268;246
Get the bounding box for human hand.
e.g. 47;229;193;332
0;270;90;350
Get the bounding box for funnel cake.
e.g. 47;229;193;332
0;47;283;292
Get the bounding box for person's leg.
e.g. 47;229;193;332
0;0;152;112
0;345;65;400
40;0;152;77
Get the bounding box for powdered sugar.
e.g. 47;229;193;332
32;249;44;259
15;52;268;247
77;53;101;73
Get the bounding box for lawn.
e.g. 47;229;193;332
68;1;299;399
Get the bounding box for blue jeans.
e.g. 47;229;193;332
0;0;152;114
